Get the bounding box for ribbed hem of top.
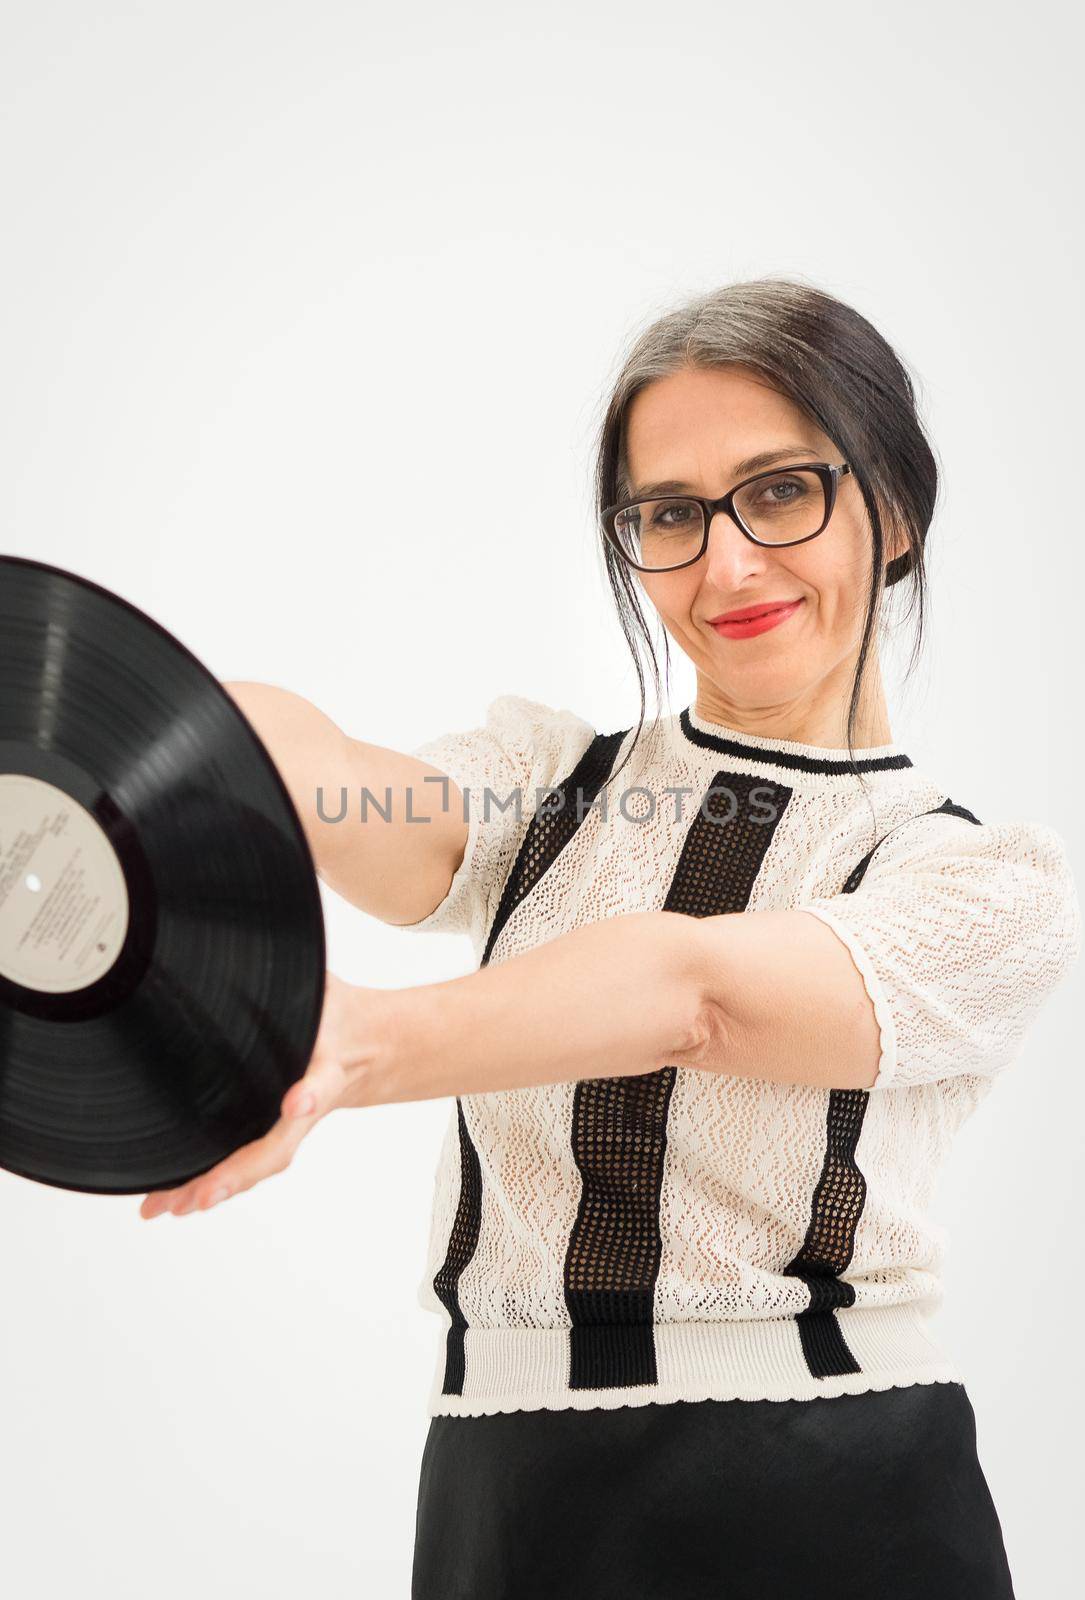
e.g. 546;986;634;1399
425;1302;962;1417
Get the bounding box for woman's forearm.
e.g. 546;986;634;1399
370;911;705;1104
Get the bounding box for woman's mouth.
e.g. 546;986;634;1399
708;599;805;640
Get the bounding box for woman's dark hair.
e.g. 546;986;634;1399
591;277;938;792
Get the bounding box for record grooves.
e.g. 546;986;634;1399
0;555;326;1195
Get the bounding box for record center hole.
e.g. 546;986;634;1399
24;873;42;893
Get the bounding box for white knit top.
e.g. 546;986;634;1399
402;694;1081;1418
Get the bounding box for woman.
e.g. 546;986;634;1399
140;279;1080;1598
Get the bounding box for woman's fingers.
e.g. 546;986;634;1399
139;1127;287;1219
138;970;370;1221
139;1061;332;1220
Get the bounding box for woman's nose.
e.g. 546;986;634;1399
701;510;775;587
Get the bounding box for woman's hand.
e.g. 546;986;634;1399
138;971;383;1220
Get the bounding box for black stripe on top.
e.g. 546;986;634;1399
434;727;629;1397
840;795;983;893
679;708;914;777
564;771;794;1391
784;794;983;1379
782;1089;870;1378
481;730;629;966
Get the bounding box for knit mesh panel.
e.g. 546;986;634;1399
436;726;628;1394
565;773;792;1389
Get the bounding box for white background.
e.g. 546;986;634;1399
1;3;1081;1595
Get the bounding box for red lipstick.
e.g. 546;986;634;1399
708;598;804;640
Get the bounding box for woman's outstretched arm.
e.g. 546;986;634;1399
364;811;1079;1105
139;909;870;1217
145;814;1078;1215
365;908;882;1105
139;910;873;1219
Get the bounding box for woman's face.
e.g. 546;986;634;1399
623;364;900;722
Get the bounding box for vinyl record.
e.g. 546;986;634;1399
0;555;327;1195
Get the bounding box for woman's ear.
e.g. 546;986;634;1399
881;509;912;574
876;508;915;579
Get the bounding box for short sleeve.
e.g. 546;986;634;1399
399;692;598;947
795;813;1082;1091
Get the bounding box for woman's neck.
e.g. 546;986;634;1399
692;664;893;750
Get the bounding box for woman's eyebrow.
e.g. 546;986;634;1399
629;445;822;499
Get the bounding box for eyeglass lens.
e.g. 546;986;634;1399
612;468;829;570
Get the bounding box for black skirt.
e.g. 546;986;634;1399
411;1380;1015;1599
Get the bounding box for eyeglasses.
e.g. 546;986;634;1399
602;461;852;573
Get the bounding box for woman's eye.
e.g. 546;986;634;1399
760;477;803;502
652;502;697;527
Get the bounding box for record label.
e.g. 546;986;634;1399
0;773;130;994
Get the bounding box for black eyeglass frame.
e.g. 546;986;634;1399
602;461;853;573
